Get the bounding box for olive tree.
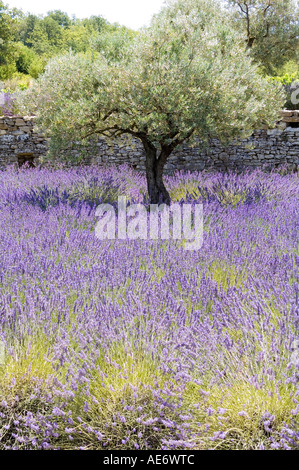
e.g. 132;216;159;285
21;0;285;204
224;0;299;75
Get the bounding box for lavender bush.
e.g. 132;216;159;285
0;91;17;117
0;165;298;450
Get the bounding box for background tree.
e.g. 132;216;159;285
47;10;71;28
19;0;285;204
9;10;136;78
17;13;38;48
14;41;38;74
0;1;18;79
225;0;299;75
0;5;140;83
23;15;65;55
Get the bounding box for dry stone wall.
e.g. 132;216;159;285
0;111;298;173
0;116;48;169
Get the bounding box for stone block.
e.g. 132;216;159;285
267;129;282;136
0;134;14;143
280;110;294;117
15;119;26;126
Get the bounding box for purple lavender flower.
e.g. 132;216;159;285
0;165;297;450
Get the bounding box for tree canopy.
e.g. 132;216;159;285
20;0;285;203
1;0;298;85
1;6;136;82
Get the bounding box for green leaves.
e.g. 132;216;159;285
225;0;299;75
0;1;18;79
18;0;285;166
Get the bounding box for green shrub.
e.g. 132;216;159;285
268;72;299;110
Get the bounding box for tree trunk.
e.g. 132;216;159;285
142;140;171;205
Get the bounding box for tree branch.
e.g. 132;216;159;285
235;1;256;48
262;1;272;38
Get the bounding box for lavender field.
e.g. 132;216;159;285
0;165;298;450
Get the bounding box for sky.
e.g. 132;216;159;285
6;0;167;30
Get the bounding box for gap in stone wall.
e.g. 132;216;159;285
17;153;36;168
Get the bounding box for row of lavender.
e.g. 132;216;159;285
0;165;298;449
